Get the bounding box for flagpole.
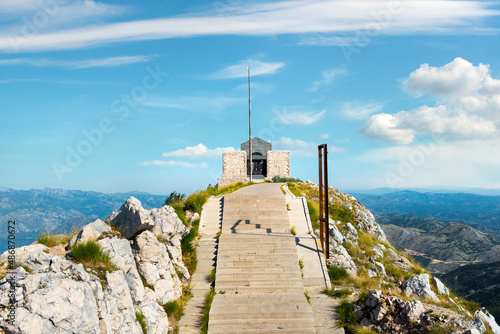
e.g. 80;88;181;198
248;65;252;183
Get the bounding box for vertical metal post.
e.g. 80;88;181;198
248;65;252;182
318;144;329;260
318;148;324;252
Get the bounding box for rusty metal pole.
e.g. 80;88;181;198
318;147;324;252
248;65;252;182
323;144;329;259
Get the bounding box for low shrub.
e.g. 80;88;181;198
328;266;349;281
37;232;74;247
135;311;148;334
337;299;358;327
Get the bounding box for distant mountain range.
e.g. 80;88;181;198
351;190;500;236
379;214;500;273
0;188;167;241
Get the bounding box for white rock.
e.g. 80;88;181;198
328;220;345;246
101;271;143;334
0;243;49;264
401;274;439;301
22;248;53;271
477;309;500;334
372;246;384;259
327;245;357;276
98;237;145;303
139;288;170;334
432;277;450;296
110;197;156;239
69;219;111;248
402;300;426;321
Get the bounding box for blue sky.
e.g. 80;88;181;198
1;0;500;195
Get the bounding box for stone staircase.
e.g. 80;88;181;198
208;184;316;333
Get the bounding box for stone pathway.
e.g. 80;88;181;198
208;184;316;333
179;197;222;334
285;187;345;334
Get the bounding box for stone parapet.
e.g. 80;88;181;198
217;177;250;188
267;150;291;179
218;151;249;188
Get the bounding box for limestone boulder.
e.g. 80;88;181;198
109;197;156;239
68;219;111;248
0;243;49;264
138;288;170;334
401;274;439;301
98;237;145;303
327;245;357;276
134;231;182;304
328;219;344;246
476;309;500;334
22;248;53;271
100;271;143;334
387;248;413;271
432;277;450;296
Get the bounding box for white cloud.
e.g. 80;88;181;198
310;68;346;91
139;160;209;168
405;57;490;98
1;1;498;52
142;95;245;113
0;78;38;84
212;59;285;79
341;102;383;120
162;144;235;159
360;58;500;144
320;134;329;139
275;137;344;157
0;56;152;69
276;109;326;125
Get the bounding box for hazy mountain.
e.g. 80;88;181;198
351;190;500;236
379;214;500;273
0;187;167;239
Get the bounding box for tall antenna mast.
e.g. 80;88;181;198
248;65;252;182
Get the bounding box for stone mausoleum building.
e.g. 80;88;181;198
218;137;291;187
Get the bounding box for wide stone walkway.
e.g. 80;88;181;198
208;183;316;333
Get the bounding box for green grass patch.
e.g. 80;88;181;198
200;289;216;334
184;191;208;214
307;200;319;230
304;290;311;305
135;311;148;334
37;232;74;247
164;300;184;321
329;201;357;226
71;240;115;271
337;299;358;328
272;176;302;183
325;288;352;298
328;265;349;281
287;182;303;197
181;228;198;275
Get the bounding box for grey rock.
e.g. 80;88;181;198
402;300;426;321
375;261;386;277
387;248;413;271
0;244;49;264
432;277;450;296
368;265;378;278
68;219;111;247
401;274;439;301
150;205;188;240
139;288;170;334
98;237;145;303
470;317;487;334
371;303;389;323
110;197;156;239
100;271;143;334
50;256;90;281
344;223;359;244
476;309;500;334
22;248;52;271
372;246;384;259
328;220;345;245
135;231;182;304
327;245;357;276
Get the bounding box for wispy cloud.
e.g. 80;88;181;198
275;137;345;157
276;108;326;125
310;68;346;91
139;160;209;168
0;56;153;69
0;78;38;84
341;102;383;120
142;95;245;113
1;1;498;53
162;144;235;159
211;59;285;79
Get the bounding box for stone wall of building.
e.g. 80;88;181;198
266;150;291;179
218;151;249;188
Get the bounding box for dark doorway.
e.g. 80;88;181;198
247;159;267;176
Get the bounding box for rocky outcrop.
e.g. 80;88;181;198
433;277;450;296
134;230;183;304
327;245;357;276
0;244;49;264
69;219;111;247
477;309;500;334
108;197;156;239
401;274;439;301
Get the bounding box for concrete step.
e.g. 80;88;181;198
213;286;305;294
216;273;301;280
216;260;300;268
209;310;313;321
208;318;316;332
216;267;300;274
212;293;307;303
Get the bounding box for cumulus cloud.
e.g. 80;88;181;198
162;144;235;159
310;68;346;91
212;59;285;79
276;109;326;125
341;102;383;120
139;160;209;168
359;58;500;144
